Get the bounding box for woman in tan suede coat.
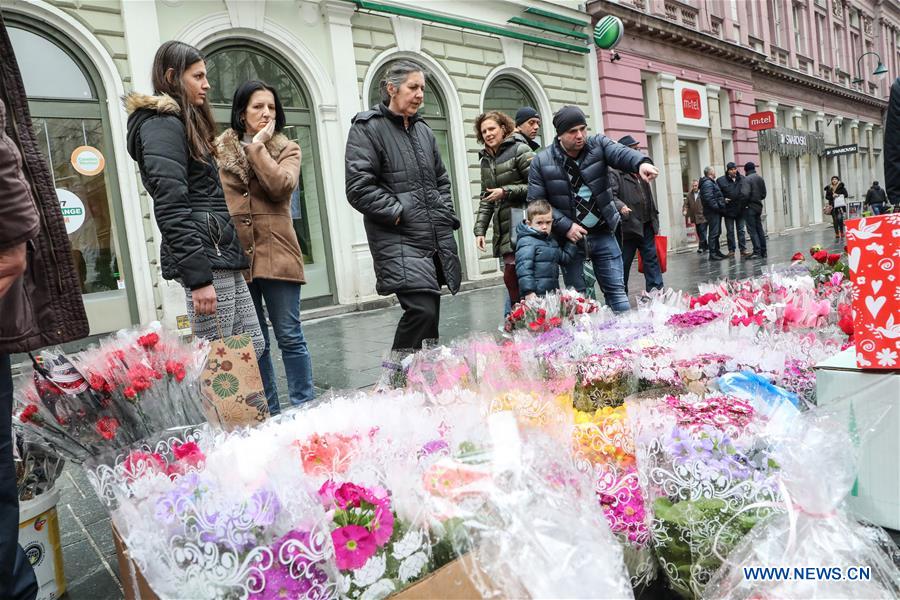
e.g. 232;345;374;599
215;80;312;414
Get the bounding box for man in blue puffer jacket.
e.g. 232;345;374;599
515;200;578;297
527;106;659;311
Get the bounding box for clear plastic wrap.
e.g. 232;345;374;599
424;411;635;599
702;383;900;600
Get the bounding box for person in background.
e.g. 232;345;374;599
345;60;461;351
215;80;312;415
683;179;707;254
886;77;900;209
126;41;265;358
513;106;541;152
515;200;578;298
527;105;659;312
716;162;748;257
473;111;533;310
864;180;887;216
609;135;662;292
699;166;727;261
740;162;767;259
1;13;89;599
825;175;849;240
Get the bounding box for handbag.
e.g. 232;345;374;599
508;207;526;246
199;321;270;430
638;234;668;274
824;203;833;215
833;194;846;209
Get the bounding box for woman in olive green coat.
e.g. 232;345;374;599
473;111;534;304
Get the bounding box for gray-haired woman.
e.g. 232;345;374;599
345;60;461;351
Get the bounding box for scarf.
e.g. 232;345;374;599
563;153;605;229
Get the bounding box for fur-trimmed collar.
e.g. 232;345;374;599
214;128;291;184
123;92;181;115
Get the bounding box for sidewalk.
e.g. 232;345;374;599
53;224;854;599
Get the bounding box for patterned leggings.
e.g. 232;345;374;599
183;270;265;358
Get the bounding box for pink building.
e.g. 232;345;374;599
588;0;896;250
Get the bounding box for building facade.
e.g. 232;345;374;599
590;0;895;251
2;0;600;333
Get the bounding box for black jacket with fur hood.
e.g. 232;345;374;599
125;93;248;289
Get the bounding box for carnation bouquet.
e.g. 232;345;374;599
503;288;601;333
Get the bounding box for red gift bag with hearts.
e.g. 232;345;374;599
844;215;900;370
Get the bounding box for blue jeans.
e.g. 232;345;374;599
622;222;664;292
870;203;884;216
562;231;630;312
247;279;314;413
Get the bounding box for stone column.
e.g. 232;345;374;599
813;111;826;221
833;116;844;183
863;123;874;190
792;107;810;227
850;120;860;207
658;74;683;250
764;101;783;233
707;84;724;170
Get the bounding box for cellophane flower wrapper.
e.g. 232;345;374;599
424;411;634;599
13;324;209;463
502;288;603;334
14;425;65;501
629;391;785;599
703;389;900;600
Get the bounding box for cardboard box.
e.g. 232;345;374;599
815;347;900;529
112;523;159;600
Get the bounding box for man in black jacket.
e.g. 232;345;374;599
886;78;900;208
716;162;748;257
610;135;662;292
740;162;767;258
864;181;887;215
700;166;727;261
527;106;658;311
513;106;541;152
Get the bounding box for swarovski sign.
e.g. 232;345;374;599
757;127;825;157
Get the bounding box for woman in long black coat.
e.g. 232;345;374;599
345;60;461;351
825;175;849;240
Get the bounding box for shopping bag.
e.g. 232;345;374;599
200;331;269;429
637;235;668;273
833;194;846;209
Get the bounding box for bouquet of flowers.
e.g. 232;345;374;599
629;392;784;598
14;325;208;462
14;426;65;501
503;289;601;333
573;348;638;412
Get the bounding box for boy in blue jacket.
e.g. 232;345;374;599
515;200;579;298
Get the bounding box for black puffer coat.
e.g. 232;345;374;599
716;173;745;218
345;103;461;296
473;135;533;256
527;135;648;238
514;222;577;296
699;176;726;220
886;78;900;206
125;93;247;290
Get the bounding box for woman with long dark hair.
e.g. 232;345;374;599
125;41;263;357
345;60;461;351
473;110;534;309
215;80;312;415
825;175;849;240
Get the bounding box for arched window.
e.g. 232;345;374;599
367;61;465;276
205;42;333;304
7;21;136;333
483;76;538;122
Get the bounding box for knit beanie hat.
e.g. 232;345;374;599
515;106;540;126
552;106;587;136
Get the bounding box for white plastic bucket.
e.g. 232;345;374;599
18;486;65;600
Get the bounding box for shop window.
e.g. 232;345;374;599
205;42;333;304
7;21;135;333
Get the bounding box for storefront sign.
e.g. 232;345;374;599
56;189;86;234
673;80;709;128
824;144;859;158
748;111;775;131
757;127;825;157
70;145;105;176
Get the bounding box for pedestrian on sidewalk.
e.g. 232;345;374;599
700;166;727;261
345;60;462;351
824;176;849;240
126;42;265;359
513;106;541;152
740;162;767;258
1;14;89;599
683;179;707;253
886;77;900;209
515;200;578;297
527;106;659;312
864;181;887;216
473;111;534;309
215;80;313;414
716;162;748;257
610;135;663;291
